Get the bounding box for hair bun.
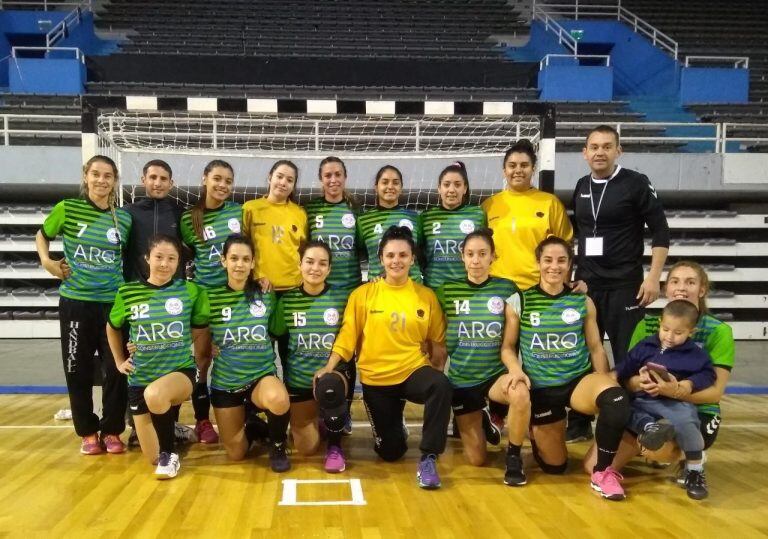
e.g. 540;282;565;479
452;160;466;170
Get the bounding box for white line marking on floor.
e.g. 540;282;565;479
278;479;366;506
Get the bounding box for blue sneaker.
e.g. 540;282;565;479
342;413;353;436
417;454;441;490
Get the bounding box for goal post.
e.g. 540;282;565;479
81;97;556;209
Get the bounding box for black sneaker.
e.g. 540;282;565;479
269;443;291;473
684;469;709;500
638;420;676;451
482;407;502;445
565;416;593;444
504;454;527;486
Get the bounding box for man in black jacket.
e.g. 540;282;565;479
123;159;185;282
567;125;670;442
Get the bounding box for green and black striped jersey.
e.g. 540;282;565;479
437;277;520;388
517;286;591;388
41;198;130;302
109;279;207;387
420;204;486;289
201;285;278;391
270;285;347;389
356;206;422;282
304;197;362;291
180;201;242;288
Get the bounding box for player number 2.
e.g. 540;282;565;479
432;222;441;235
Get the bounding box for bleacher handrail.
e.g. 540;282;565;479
535;2;678;59
46;3;89;48
540;53;610;69
0;113;80;146
0;0;90;9
10;46;83;62
685;56;750;69
531;3;579;54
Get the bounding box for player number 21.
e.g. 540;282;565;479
390;311;406;332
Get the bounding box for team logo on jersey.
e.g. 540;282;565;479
399;219;414;230
459;219;475;234
341;213;356;228
487;296;504;315
165;298;183;315
323;308;340;326
106;227;120;244
250;301;267;318
561;308;581;324
227;218;241;233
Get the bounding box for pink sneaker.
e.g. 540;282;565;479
80;434;103;455
324;445;346;473
101;434;126;454
195;419;219;444
591;466;625;501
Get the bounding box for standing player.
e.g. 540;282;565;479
510;237;631;500
569;125;670;441
106;235;208;479
200;235;291;472
436;229;531;486
317;226;451;490
35;155;130;455
242;160;307;293
304;156;362;291
481;139;573;291
420;161;486;289
270;241;351;472
304;157;361;432
357;165;423;282
180;159;242;444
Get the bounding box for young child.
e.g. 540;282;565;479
617;299;716;500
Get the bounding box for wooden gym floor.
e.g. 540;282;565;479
0;395;766;538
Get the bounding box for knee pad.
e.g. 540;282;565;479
530;438;568;475
315;373;347;433
595;387;631;429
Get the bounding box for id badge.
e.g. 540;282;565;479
585;236;604;256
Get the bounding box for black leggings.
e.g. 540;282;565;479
362;366;452;461
59;297;127;437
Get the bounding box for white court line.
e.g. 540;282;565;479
279;479;366;506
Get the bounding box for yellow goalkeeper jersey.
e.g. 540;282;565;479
242;197;307;290
481;188;573;290
332;279;446;386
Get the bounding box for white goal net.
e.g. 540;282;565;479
94;111;543;209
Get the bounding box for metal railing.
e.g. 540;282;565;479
0;114;80;146
540;53;611;69
685;56;750;69
0;0;89;8
10;45;84;62
2;113;767;154
531;3;579;54
533;1;678;59
46;5;85;48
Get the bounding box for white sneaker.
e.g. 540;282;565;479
155;452;180;479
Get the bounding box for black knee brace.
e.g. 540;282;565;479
315;373;347;433
530;438;568;475
595;387;631;429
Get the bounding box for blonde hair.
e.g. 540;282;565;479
667;260;710;313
